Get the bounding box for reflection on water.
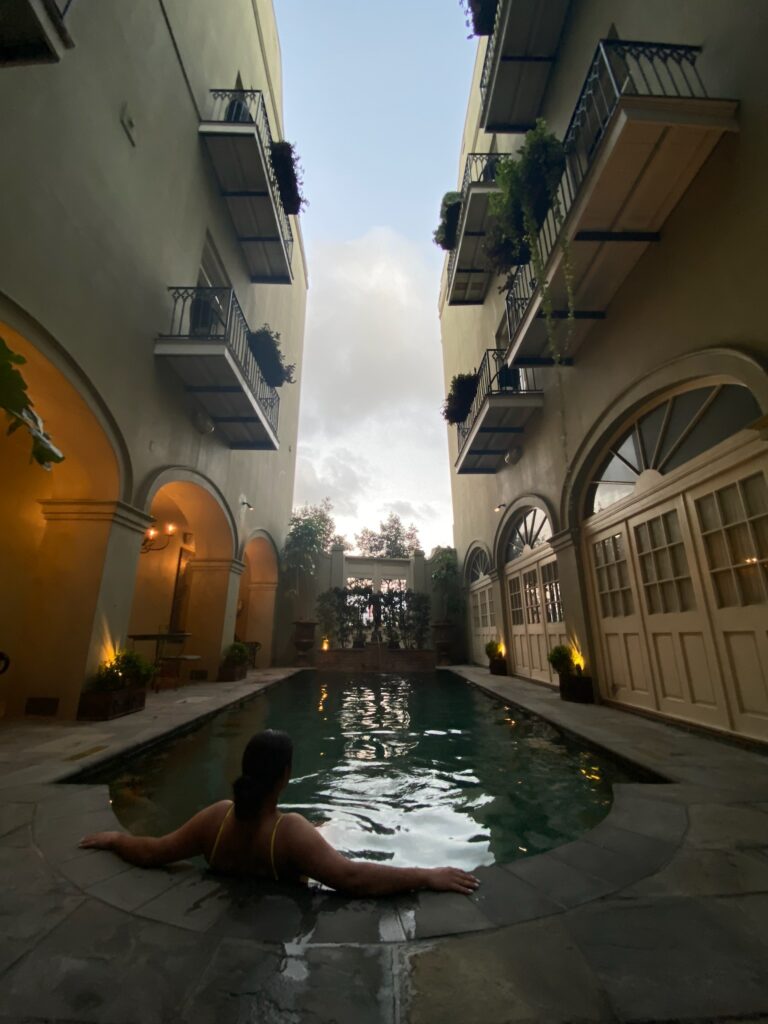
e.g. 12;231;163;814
84;672;639;869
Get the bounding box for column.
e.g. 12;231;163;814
411;549;427;592
10;500;152;719
184;558;245;680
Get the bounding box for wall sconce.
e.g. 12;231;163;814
241;500;254;511
494;503;507;513
141;522;177;554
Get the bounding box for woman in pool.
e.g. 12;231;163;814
79;729;480;897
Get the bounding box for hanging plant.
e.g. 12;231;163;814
247;325;295;388
459;0;499;35
433;191;463;251
269;140;307;216
441;371;479;425
0;336;63;470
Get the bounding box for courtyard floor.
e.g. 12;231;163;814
0;666;767;1023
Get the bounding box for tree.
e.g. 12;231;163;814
355;513;421;558
1;336;63;470
329;533;352;551
430;546;464;619
282;498;337;574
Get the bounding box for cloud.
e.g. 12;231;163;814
294;228;454;553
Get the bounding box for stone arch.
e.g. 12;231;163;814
0;319;140;719
562;346;768;531
138;466;237;560
463;541;493;587
236;530;280;667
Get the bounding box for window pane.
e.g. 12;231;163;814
743;474;768;517
663;386;761;474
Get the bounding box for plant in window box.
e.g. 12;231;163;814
485;640;507;676
442;372;479;425
547;644;594;704
433;191;463;251
218;641;250;682
247;325;296;388
269;140;307;216
459;0;499;36
77;651;154;720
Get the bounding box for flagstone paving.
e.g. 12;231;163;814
0;666;766;1022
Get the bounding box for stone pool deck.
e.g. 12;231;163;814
0;665;767;1022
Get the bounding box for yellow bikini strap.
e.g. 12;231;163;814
210;803;233;867
270;813;284;881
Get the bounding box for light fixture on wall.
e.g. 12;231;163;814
494;503;507;513
141;522;177;554
505;446;523;466
240;499;254;511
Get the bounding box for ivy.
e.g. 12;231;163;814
0;336;63;470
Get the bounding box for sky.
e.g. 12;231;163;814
272;0;477;554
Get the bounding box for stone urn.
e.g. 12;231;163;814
431;620;453;666
293;620;317;665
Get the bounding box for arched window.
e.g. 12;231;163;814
504;508;552;563
587;384;761;516
467;548;490;583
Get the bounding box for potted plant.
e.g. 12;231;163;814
548;644;594;703
460;0;499;35
442;372;479;425
485;640;507;676
433;191;463;251
219;641;250;681
77;650;154;721
269;140;307;216
247;325;295;388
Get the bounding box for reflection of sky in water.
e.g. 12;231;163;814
85;672;641;869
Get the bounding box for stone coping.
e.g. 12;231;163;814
4;666;767;945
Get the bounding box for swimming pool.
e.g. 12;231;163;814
81;671;646;869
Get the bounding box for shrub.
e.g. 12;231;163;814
248;325;295;388
441;372;479;425
485;640;501;661
433;191;463;251
223;642;250;666
93;651;155;691
460;0;499;35
547;644;574;676
270;140;307;215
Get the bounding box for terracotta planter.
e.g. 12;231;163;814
218;661;248;682
558;672;595;704
77;686;146;721
489;656;507;676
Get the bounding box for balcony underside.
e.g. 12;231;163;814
199;124;292;284
456;392;544;475
481;0;570;133
448;185;498;305
0;0;73;64
508;94;739;364
155;341;279;451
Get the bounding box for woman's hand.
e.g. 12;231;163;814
424;867;480;894
79;831;122;851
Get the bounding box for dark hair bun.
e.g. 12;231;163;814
232;731;293;820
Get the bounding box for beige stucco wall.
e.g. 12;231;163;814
440;0;768;570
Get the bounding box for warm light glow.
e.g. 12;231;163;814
317;683;328;713
164;522;177;536
321;637;330;652
744;556;758;565
570;640;586;673
146;527;158;540
498;641;506;658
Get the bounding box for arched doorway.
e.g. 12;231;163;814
465;546;495;665
128;479;239;683
236;533;279;667
501;507;566;684
581;380;767;740
0;321;134;719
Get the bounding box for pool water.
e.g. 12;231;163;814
82;671;643;869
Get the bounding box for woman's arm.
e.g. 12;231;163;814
281;814;480;897
79;805;217;867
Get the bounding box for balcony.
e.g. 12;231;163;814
0;0;74;65
199;90;293;285
155;287;279;451
446;153;501;306
480;0;570;133
455;349;544;475
504;40;739;365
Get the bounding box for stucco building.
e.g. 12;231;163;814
0;0;308;718
439;0;768;742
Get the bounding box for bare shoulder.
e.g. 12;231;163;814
278;811;314;834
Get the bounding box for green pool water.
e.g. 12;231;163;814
82;671;643;869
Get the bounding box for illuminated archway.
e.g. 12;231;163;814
236;532;280;667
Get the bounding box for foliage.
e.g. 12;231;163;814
283;498;337;575
316;586;430;650
430;546;464;619
270;140;307;215
0;336;64;470
330;533;352;551
459;0;499;35
92;650;155;691
548;644;575;676
316;588;341;645
441;372;479;425
248;325;295;388
355;512;421;558
407;591;431;650
485;640;501;661
433;191;463;251
223;641;250;666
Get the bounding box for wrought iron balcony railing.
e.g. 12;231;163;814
457;349;541;453
446;151;502;290
479;0;505;103
505;40;706;344
204;89;294;263
159;286;279;435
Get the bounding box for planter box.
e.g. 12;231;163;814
489;657;507;676
77;686;146;721
559;673;595;704
218;662;248;682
